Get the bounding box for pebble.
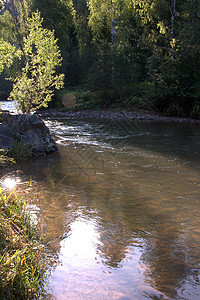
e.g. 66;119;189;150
37;109;200;124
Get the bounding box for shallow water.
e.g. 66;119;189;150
3;111;200;299
0;100;18;113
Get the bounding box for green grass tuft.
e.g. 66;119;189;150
0;189;48;299
8;140;32;161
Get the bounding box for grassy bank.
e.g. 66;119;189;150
0;152;48;299
0;188;47;299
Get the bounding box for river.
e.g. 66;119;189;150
1;102;200;299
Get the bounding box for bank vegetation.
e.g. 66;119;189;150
0;154;48;299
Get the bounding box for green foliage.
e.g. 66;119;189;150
55;88;101;110
8;140;32;161
75;90;102;110
86;0;151;101
124;82;156;111
0;1;32;51
1;0;200;117
0;41;21;74
31;0;79;85
8;11;64;114
0;189;48;299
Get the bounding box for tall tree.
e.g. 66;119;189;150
86;0;150;103
31;0;79;85
1;0;31;50
87;0;122;93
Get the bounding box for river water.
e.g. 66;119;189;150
2;102;200;299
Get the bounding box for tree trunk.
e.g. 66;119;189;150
170;0;176;59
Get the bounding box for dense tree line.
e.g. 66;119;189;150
1;0;200;117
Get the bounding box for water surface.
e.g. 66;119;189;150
0;100;18;113
8;116;200;299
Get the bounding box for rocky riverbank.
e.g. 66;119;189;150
37;108;200;123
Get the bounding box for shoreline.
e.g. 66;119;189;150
37;108;200;124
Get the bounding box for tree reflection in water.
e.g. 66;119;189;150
16;121;200;299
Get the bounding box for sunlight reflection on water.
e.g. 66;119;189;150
11;117;200;300
47;217;154;300
2;177;19;189
60;218;99;266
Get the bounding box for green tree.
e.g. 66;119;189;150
139;0;200;116
71;0;94;84
9;11;64;114
86;0;151;107
31;0;79;85
0;40;21;73
1;0;32;50
0;0;32;99
87;0;119;94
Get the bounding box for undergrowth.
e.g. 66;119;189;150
8;140;32;161
0;189;48;299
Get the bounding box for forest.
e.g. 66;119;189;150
0;0;200;118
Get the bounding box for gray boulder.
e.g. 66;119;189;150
0;112;57;156
0;124;14;149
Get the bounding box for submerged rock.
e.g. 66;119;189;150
0;112;57;156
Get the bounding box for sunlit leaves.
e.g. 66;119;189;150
0;40;21;73
9;11;64;114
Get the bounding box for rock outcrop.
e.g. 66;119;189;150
0;112;57;156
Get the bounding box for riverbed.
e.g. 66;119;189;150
1;102;200;299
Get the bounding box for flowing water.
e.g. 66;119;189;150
2;103;200;299
0;100;18;113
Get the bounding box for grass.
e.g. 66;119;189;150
8;140;32;161
0;151;49;299
0;188;48;299
0;149;15;166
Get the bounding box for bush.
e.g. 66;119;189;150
75;90;102;110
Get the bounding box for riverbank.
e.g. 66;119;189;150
0;188;47;299
37;108;200;124
0;155;48;299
